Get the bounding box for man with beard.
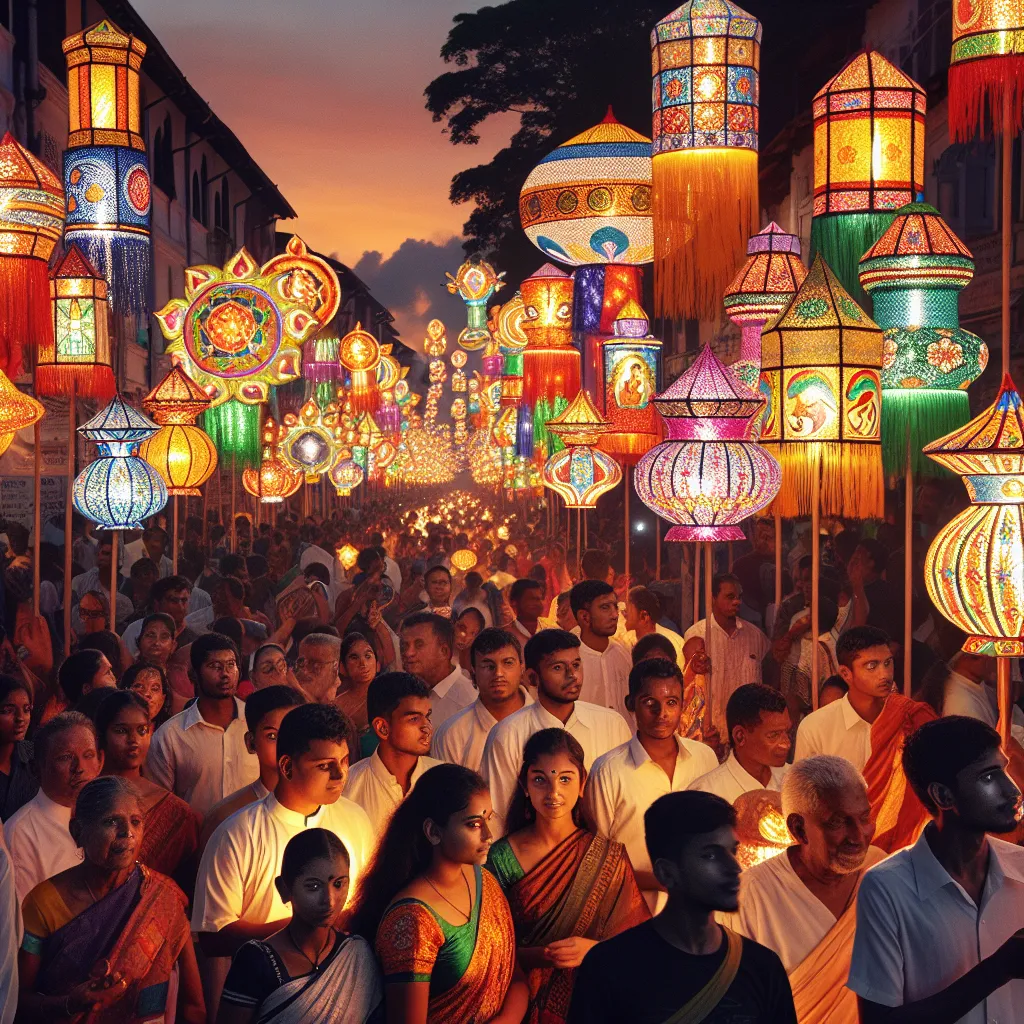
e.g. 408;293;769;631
722;755;884;1022
850;716;1024;1023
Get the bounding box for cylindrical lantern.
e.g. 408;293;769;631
635;344;780;540
859;201;987;477
0;132;64;378
759;254;884;518
445;260;505;351
651;0;761;320
242;417;303;503
42;243;116;400
201;401;261;469
339;324;382;414
520;263;580;412
810;51;926;299
543;390;623;509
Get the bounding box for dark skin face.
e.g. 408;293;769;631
512;586;546;622
838;644;895;701
103;706;151;773
41;726;103;806
472;645;523;702
196;648;240;701
73;793;144;873
0;686;31;744
155;588;190;629
527;648;583;705
712;582;742;622
276;853;350;929
424;789;495;865
627;676;684;740
753;523;775;557
96;544;112;574
280;738;350;807
78;596;107;632
733;709;792;768
579;592;619;638
400;624;450;682
138;621;174;667
788;784;874;875
425;570;451;607
375;695;432;756
654;824;742;913
933;747;1022;834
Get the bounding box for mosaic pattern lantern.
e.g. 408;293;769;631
635;344;780;540
0;132;64;377
339;323;382;414
925;374;1024;655
262;235;342;331
492;292;528;407
450;548;478;572
0;371;45;458
760;255;884;518
329;456;364;496
521;264;580;408
859;201;986;477
723;222;807;391
651;0;761;320
242;417;303;503
73;395;168;529
281;399;341;482
542;390;623;508
445;260;505;351
811;51;926;299
42;244;115;400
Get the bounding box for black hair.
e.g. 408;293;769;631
94;689;150;749
304;561;331;585
244;684;306;733
836;626;891;668
523;628;581;672
508;578;543;605
138;612;176;639
857;538;889;573
425;565;452;581
247;554;269;577
627;586;661;623
77;630;124;678
725;683;788;745
130;557;158;579
505;728;588;834
367;671;432;725
402;612;455;653
464;571;483;589
152;575;192;604
569;579;614;617
470;627;521;666
59;649;108;705
189;631;239;677
0;673;31;707
644;791;737;865
340;631;379;662
279;828;350;888
580;549;611;582
219;553;247;578
903;715;1002;815
211;616;244;651
276;703;352;762
118;662;170;725
456;606;486;632
218;577;245;602
34;710;96;765
631;632;678;666
627;657;683;700
820;674;848;698
711;572;741;597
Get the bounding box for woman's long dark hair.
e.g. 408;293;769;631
346;763;488;940
504;728;589;835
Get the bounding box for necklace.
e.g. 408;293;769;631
287;925;334;973
424;868;472;922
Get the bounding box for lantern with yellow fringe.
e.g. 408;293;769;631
651;0;761;320
339;323;382;414
543;390;623;509
760;254;884;518
242;417;303;504
445;260;505;351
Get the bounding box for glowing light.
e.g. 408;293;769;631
337;543;359;571
242;417;303;504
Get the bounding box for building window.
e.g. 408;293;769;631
191;171;201;223
200;156;209;227
153;114;175;198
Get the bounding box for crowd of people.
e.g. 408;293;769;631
0;492;1022;1023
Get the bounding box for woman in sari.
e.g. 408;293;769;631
118;662;171;729
94;690;200;887
487;728;649;1024
336;632;379;758
16;775;205;1022
218;828;382;1023
347;763;528;1024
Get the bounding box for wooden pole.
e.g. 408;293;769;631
231;451;237;551
576;508;581;573
110;529;119;631
904;428;913;697
704;542;713;726
811;455;821;710
172;495;179;575
774;509;783;620
655;521;661;581
32;420;41;617
63;384;76;655
624;479;630;584
692;544;700;629
999;658;1012;748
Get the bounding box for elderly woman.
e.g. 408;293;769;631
17;775;205;1022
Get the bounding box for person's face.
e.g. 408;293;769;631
143;535;164;564
400;624;449;681
86;655;117;695
529;647;582;705
295;643;340;693
630;676;684;740
247;705;296;772
947;747;1022;833
555;599;576;632
754;523;775;557
278;854;351;929
252;647;289;689
524;751;582;825
76;793;144;873
796;566;812;604
623;600;642;633
513;586;546;622
127;667;166;723
425;570;451;607
713;582;742;620
104;705;151;771
425;788;494;866
282;738;350;805
78;596;107;632
342;640;377;688
472;645;523;702
454;613;483;652
134;568;157;596
376;695;432;756
839;645;894;701
580;592;618;637
654;825;742;912
156;588;190;628
197;648;240;700
96;544;112;574
41;725;103;806
789;784;874;875
734;708;792;768
0;686;31;744
848;545;878;581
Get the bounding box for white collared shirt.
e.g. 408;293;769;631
344;750;444;834
944;670;1024;745
482;698;632;837
430;688;534;772
147;696;259;819
794;693;872;770
849;829;1024;1022
688;751;787;805
577;638;633;723
3;791;82;904
429;666;477;729
586;735;718;912
0;835;16;1024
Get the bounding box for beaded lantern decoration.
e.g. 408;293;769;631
339;323;382;414
281;399;341;483
651;0;761;320
0;372;46;459
723;222;807;391
138;365;217;496
41;244;116;401
0;132;64;378
263;235;342;330
73;395;168;529
445;260;506;352
635;344;780;540
859;201;987;477
924;374;1024;655
329;456;364;497
242;417;303;503
542;390;623;509
62;21;151;314
491;292;528;407
759;254;884;518
810;51;926;300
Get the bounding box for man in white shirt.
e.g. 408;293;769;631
585;657;717;912
572;580;633;723
400;612;476;728
508;578;547;645
684;572;769;734
71;536;134;630
147;633;259;819
794;626;894;771
0;834;16;1024
849;715;1024;1023
3;712;103;902
622;585;685;669
431;627;533;772
482;629;631;836
690;683;790;804
121;525;174;579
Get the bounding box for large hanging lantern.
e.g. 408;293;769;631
339;323;382;414
41;243;115;400
281;399;341;483
73;395;168;529
859;201;987;477
924;375;1024;655
329;456;364;496
242;417;303;504
0;131;64;378
262;235;342;331
445;260;505;351
810;51;926;300
635;344;780;540
62;21;151;315
542;390;623;509
651;0;761;320
138;365;217;496
760;254;884;518
0;372;46;458
723;222;807;392
492;292;528;407
520;263;579;410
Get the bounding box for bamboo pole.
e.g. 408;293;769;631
172;495;179;575
231;451;237;551
32;420;41;617
704;542;713;727
774;510;783;621
811;455;821;710
655;521;661;581
576;508;581;573
624;479;630;584
110;529;119;631
692;544;700;629
904;427;913;697
63;384;76;655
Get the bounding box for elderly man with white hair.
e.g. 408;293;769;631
720;754;885;1024
293;632;344;704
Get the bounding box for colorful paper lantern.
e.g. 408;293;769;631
303;335;341;383
810;51;926;299
329;457;364;496
634;344;780;540
242;417;303;503
0;372;45;443
445;260;505;351
543;390;623;509
492;292;528;407
0;132;64;378
450;548;478;572
924;374;1024;655
759;254;884;518
281;399;341;483
73;395;168;529
723;222;807;391
41;244;115;400
138;365;217;496
339;323;382;414
859;201;987;477
520;264;580;408
651;0;761;320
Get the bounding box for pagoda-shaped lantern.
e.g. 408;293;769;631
542;390;623;509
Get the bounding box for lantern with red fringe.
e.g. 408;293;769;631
339;323;382;414
543;390;623;509
0;132;64;378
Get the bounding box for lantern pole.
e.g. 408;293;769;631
998;87;1012;745
655;520;661;581
172;495;179;575
110;529;119;629
703;542;713;728
32;419;41;617
774;509;783;625
692;543;700;630
811;455;821;710
576;508;581;573
63;383;76;656
231;451;237;552
624;479;630;584
904;426;913;697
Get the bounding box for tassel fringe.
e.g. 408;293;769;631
0;258;52;378
881;389;970;480
521;349;580;409
763;442;884;519
65;232;150;316
202;402;261;468
36;364;116;402
809;213;894;304
949;56;1024;142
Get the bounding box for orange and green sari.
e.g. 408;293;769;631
376;864;515;1023
487;829;650;1024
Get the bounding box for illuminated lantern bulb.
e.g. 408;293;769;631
450;548;478;573
242;417;303;503
340;323;382;414
445;261;505;351
337;543;360;571
329;457;364;497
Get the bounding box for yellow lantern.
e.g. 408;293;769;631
450;548;478;573
242;417;303;504
337;543;359;571
0;371;45;458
